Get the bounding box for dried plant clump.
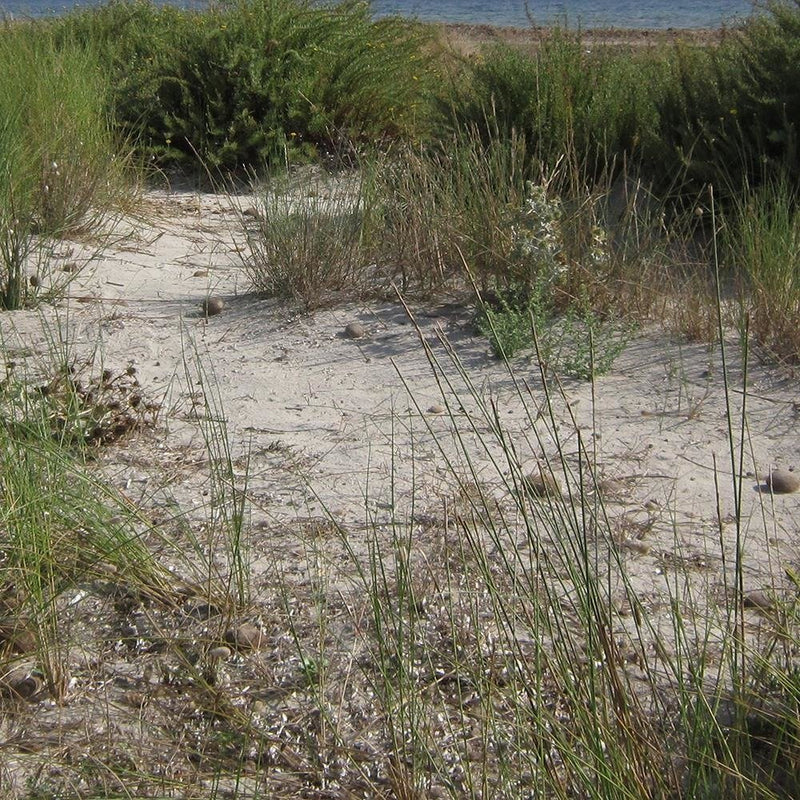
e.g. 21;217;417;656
1;361;160;448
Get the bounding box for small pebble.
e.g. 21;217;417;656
523;469;562;499
344;322;365;339
743;590;773;611
224;623;266;652
427;404;446;415
767;468;800;494
622;539;651;555
2;674;42;700
0;622;36;655
201;297;224;317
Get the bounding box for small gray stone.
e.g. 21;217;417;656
208;645;232;661
0;620;36;655
2;672;42;700
743;590;773;612
344;322;365;339
201;297;224;317
767;469;800;494
224;623;265;652
523;469;562;499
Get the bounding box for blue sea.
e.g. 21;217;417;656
0;0;756;29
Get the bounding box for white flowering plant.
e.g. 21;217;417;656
477;181;632;376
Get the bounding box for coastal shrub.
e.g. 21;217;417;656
443;34;670;186
52;0;434;174
475;181;633;373
0;24;131;309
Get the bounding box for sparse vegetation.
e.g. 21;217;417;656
2;0;800;797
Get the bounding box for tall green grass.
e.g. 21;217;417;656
0;23;135;309
724;177;800;364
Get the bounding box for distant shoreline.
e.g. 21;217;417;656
435;21;734;54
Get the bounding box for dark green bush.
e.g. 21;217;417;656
442;34;670;186
51;0;434;173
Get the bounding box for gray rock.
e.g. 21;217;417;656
344;322;365;340
743;590;773;611
523;469;562;499
767;469;800;494
201;297;224;317
224;623;266;652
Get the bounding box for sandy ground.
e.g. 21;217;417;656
4;185;798;629
1;187;799;795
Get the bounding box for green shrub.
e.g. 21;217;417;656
443;34;670;186
0;24;132;309
52;0;434;174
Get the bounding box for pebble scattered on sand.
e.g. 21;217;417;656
201;297;225;317
523;469;562;499
767;468;799;494
743;590;773;611
224;623;266;652
1;672;42;700
0;620;36;655
208;645;232;661
344;322;365;339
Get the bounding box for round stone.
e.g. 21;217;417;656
201;297;224;317
0;620;36;655
523;469;562;499
767;469;800;494
344;322;365;339
3;673;42;700
743;590;773;611
224;623;265;652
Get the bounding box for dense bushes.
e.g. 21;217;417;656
50;0;435;173
444;3;800;196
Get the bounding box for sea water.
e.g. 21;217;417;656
1;0;756;28
373;0;755;29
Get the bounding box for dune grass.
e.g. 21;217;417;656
2;2;800;797
0;22;137;310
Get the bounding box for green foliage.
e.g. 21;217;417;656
474;181;632;374
724;176;800;363
51;0;434;173
0;24;131;309
444;34;670;184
